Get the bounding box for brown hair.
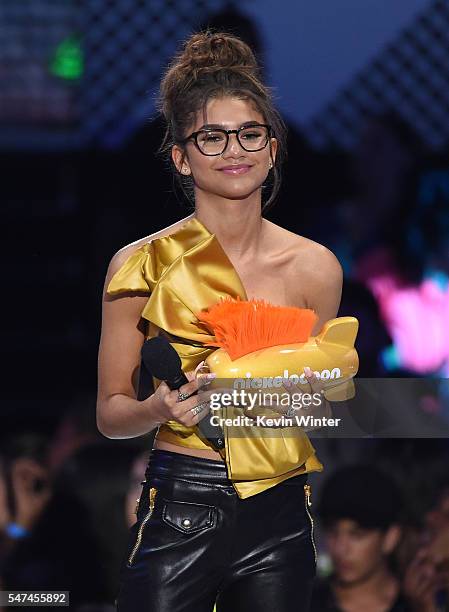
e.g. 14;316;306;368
156;30;287;212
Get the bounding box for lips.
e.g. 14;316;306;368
218;165;252;175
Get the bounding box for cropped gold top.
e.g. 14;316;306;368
106;215;323;498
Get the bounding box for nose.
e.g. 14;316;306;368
334;536;351;558
222;132;245;157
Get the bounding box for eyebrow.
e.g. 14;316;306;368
198;121;262;130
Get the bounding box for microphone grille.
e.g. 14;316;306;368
141;336;182;380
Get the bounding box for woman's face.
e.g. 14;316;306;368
172;96;277;202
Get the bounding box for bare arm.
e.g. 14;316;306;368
96;247;212;439
303;246;344;425
305;246;343;335
96;248;161;439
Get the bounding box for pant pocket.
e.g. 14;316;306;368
126;479;218;569
162;499;216;535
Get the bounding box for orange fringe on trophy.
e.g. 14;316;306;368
197;296;318;360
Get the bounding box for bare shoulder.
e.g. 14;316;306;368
264;220;343;324
108;213;196;275
264;219;343;277
295;234;343;280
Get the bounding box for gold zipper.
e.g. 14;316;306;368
304;484;317;566
127;487;157;567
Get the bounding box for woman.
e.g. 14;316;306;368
97;31;343;612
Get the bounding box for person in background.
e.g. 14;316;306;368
362;439;449;610
0;433;53;577
401;483;449;612
310;464;408;612
1;441;144;610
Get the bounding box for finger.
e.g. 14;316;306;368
176;378;201;399
196;401;213;423
282;377;295;390
305;368;324;390
184;368;217;389
196;371;217;391
157;380;174;399
303;366;315;393
411;547;432;567
194;386;221;403
304;367;326;395
281;379;302;399
313;374;326;397
414;577;437;600
179;399;212;426
184;370;198;383
413;564;436;595
198;388;239;418
165;387;196;410
193;360;206;376
404;555;431;589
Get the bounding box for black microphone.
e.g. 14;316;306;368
139;336;225;451
136;351;155;402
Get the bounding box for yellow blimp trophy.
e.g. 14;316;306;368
196;296;359;400
194;297;359;483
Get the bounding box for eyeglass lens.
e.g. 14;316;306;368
196;126;269;155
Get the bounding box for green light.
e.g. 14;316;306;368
50;35;83;80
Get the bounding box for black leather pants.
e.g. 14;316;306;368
116;449;316;612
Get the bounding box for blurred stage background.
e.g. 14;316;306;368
3;0;449;427
1;0;449;608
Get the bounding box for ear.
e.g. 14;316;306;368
382;524;402;555
171;144;190;175
269;137;278;165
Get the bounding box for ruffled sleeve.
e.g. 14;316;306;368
106;243;154;295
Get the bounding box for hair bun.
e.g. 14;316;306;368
180;31;258;80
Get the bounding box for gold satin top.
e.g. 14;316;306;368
106;215;323;498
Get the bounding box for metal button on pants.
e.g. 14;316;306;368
116;449;316;612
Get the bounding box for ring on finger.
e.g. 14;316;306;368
177;391;191;402
190;401;209;416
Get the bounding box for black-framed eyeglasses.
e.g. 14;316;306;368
181;123;273;156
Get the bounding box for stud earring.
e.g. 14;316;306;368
182;167;190;175
269;162;273;169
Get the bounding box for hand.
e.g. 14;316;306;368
0;463;12;532
146;369;217;428
403;547;439;612
11;458;52;531
282;367;333;428
302;366;327;396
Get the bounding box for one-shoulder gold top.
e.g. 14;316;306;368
106;215;323;498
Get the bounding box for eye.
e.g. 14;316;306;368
198;131;226;143
242;132;259;140
239;126;268;143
